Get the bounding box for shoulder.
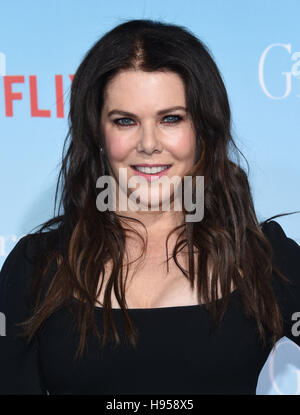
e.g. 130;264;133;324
0;230;60;335
260;220;300;345
0;230;59;284
260;219;299;250
0;234;38;293
260;219;300;280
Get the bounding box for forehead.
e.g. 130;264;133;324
102;70;186;109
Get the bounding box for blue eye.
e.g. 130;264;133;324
163;115;183;124
113;114;183;127
113;118;134;126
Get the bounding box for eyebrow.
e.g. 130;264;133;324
107;106;187;117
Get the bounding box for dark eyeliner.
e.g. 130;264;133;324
113;118;134;126
163;114;183;123
113;114;183;127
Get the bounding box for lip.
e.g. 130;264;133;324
130;165;171;182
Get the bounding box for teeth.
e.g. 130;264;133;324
134;165;169;174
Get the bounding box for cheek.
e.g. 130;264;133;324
169;129;196;159
105;131;133;163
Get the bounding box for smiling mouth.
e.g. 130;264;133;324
130;165;172;174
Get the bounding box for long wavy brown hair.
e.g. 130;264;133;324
16;19;298;359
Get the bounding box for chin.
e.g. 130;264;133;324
134;190;176;211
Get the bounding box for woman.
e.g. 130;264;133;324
0;19;299;395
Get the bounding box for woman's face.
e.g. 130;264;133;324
100;69;196;211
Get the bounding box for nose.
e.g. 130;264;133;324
136;123;163;154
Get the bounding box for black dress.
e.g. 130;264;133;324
0;220;299;395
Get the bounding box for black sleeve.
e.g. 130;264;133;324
261;220;300;347
0;235;47;394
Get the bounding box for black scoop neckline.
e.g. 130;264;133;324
71;288;239;312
